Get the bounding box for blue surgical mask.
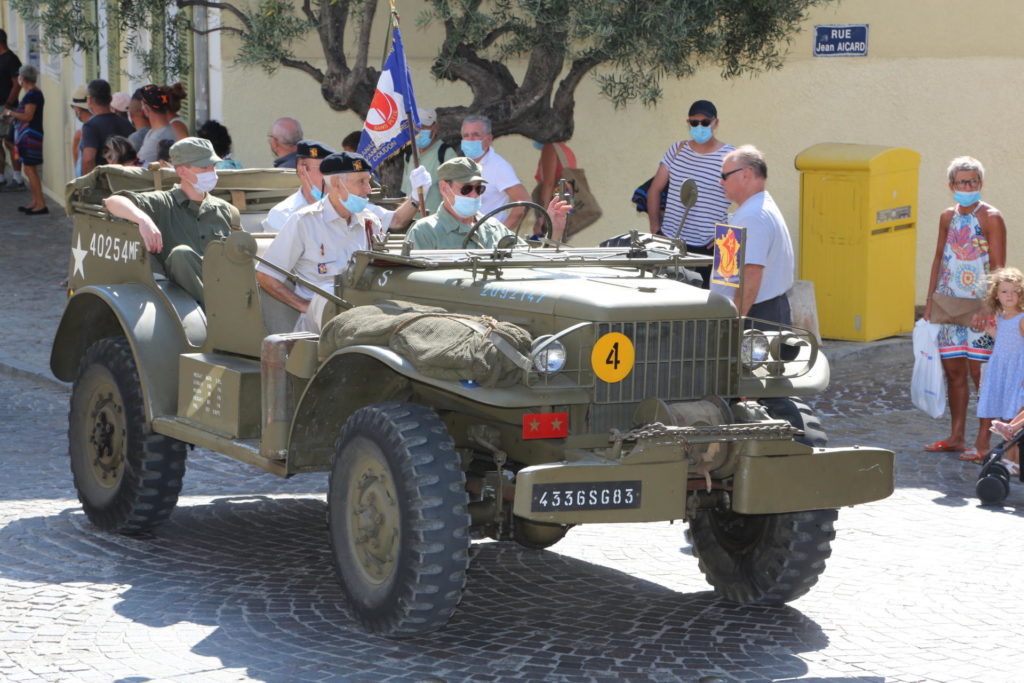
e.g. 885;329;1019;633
461;139;484;159
452;195;481;218
311;184;325;201
532;140;544;150
415;130;432;148
954;190;981;207
340;190;369;215
690;125;713;144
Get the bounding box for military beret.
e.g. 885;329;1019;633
320;151;371;175
437;157;487;185
169;137;221;167
297;140;335;160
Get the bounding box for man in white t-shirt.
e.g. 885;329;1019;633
713;144;794;326
460;114;530;231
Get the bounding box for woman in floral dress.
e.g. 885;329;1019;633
923;157;1006;459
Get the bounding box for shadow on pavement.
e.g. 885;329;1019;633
0;495;836;682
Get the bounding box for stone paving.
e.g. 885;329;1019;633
1;189;1023;682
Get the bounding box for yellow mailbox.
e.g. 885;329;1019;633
795;143;921;341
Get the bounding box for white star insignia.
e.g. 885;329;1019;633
550;418;563;431
529;420;540;431
71;235;88;279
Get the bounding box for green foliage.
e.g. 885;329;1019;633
233;0;314;74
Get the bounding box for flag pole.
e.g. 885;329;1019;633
389;2;427;217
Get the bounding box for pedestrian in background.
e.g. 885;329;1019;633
136;84;178;164
103;135;137;166
974;267;1024;474
461;114;530;231
923;156;1006;460
531;140;576;238
3;64;45;213
80;79;135;175
401;107;456;213
0;29;23;189
69;85;91;178
646;99;735;288
164;82;189;140
127;89;150;153
197;119;242;169
267;117;303;168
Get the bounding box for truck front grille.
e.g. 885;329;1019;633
593;319;740;405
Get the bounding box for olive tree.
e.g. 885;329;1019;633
12;0;830;145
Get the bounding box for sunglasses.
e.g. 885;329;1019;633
720;166;747;181
459;183;487;196
688;118;713;127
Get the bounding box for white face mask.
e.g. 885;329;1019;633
192;170;218;193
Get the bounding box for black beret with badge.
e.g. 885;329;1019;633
297;140;335;160
319;151;371;175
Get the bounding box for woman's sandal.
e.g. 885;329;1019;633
924;439;963;452
990;421;1019;440
959;448;984;462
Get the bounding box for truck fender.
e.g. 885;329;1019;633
50;285;205;421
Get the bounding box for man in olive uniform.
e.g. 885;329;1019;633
104;137;239;306
405;157;570;250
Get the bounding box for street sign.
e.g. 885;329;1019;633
813;24;868;57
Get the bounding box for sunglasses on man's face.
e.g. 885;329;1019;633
459;183;486;196
688;118;713;127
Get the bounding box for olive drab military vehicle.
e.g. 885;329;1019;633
53;165;894;638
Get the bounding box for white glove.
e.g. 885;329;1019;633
409;165;431;194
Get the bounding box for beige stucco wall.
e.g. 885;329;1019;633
9;0;1024;305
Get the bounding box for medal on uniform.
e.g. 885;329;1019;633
317;263;327;274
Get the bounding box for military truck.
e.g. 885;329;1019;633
53;166;894;637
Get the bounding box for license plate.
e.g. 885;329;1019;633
531;481;642;512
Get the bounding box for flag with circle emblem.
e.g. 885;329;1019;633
357;26;420;169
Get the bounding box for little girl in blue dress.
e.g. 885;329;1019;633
976;267;1024;473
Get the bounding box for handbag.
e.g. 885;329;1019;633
930;292;984;327
531;144;602;238
631;141;683;214
911;319;946;419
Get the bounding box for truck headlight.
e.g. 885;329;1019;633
741;330;770;368
531;336;567;374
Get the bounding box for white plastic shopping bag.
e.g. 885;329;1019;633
911;319;946;418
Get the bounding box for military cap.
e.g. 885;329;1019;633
169;136;221;167
320;151;370;175
436;157;487;185
297;140;335;160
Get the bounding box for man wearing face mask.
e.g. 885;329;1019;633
104;137;238;306
255;151;384;333
646;99;735;288
263;139;335;232
401;107;457;213
460;114;531;231
405;157;570;250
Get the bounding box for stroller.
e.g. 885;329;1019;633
976;427;1024;506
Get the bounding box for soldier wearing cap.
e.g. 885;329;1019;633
104;137;240;306
256;151;384;333
405;156;570;250
262;139;335;233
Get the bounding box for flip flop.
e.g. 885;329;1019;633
924;439;962;452
959;448;984;462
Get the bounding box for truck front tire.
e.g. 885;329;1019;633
68;337;186;534
327;402;470;637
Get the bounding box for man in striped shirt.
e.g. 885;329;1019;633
647;100;735;288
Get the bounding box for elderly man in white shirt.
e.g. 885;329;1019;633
256;151;383;333
460;114;531;232
262;139;334;233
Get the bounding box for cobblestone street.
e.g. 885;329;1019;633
1;191;1022;682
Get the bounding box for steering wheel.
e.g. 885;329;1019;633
461;200;553;249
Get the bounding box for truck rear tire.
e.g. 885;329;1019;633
327;402;470;637
688;397;835;604
68;337;186;534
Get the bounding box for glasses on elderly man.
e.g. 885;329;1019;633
459;183;487;196
952;178;981;189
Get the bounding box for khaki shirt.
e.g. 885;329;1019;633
115;186;239;264
405;206;522;249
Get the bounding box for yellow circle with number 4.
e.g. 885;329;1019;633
591;332;635;383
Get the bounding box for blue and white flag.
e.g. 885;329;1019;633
358;26;420;169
